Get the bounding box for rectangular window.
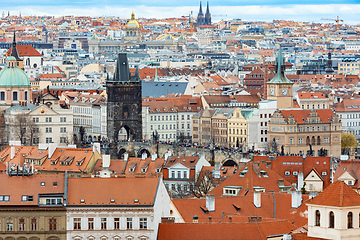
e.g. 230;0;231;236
101;218;107;230
0;92;5;100
46;137;53;143
60;117;67;122
19;218;25;231
184;171;187;178
46;127;53;133
7;219;13;231
171;171;175;178
13;92;18;101
60;127;66;132
139;218;147;229
88;218;94;230
22;195;33;201
177;171;181;178
74;218;81;230
49;218;57;231
31;218;37;231
60;137;66;143
114;218;120;230
127;218;133;229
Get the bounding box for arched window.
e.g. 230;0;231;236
306;136;310;145
329;211;334;228
317;136;321;145
315;210;320;226
348;212;353;228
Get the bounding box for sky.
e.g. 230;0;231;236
2;0;360;24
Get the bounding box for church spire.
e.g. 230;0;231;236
10;30;21;61
205;1;210;15
198;1;203;16
268;44;292;84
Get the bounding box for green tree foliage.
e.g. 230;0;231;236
341;132;358;154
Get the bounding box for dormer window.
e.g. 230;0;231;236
129;168;134;173
285;171;290;177
293;171;298;176
322;171;327;177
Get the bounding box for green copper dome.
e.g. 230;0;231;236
0;66;30;88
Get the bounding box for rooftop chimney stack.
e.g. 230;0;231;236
206;194;215;212
253;191;261;208
141;153;147;160
124;153;129;162
297;172;304;191
151;153;157;162
102;155;110;168
10;146;15;160
93;142;100;153
48;142;57;159
291;191;302;209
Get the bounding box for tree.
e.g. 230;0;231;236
12;113;39;146
341;132;358;154
190;170;214;198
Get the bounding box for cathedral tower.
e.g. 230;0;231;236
106;53;142;143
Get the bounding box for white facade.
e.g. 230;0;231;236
5;103;73;146
247;100;277;151
338;111;360;140
66;178;170;240
308;204;360;240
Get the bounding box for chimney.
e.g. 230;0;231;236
229;216;232;223
124;153;129;162
93;142;100;153
102;155;110;168
206;194;215;212
48;142;57;159
192;215;198;223
291;191;302;209
151;153;157;162
10;146;15;160
297;172;304;191
141;153;147;160
253;191;261;208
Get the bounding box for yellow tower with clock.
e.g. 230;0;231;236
267;45;293;108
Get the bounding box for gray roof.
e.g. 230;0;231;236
5;103;38;113
142;81;188;98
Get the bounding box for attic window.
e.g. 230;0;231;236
53;182;57;186
156;168;161;173
41;182;45;186
129;168;134;173
80;199;85;203
85;150;88;153
322;171;327;177
110;199;115;203
134;199;139;203
293;171;298;176
141;168;146;173
285;171;290;176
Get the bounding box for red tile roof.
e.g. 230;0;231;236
306;180;360;207
5;45;42;57
333;160;360;188
0;174;64;206
67;177;160;206
279;109;336;124
209;162;294;197
158;220;296;240
298;92;326;99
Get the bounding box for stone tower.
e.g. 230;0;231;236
106;53;142;143
267;45;293;109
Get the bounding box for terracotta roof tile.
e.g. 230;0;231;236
67;177;160;206
5;45;42;57
306;180;360;207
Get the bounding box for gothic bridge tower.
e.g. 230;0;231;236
107;53;142;143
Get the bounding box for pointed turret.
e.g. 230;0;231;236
154;68;158;82
205;1;211;25
268;45;292;84
198;1;203;16
10;31;21;61
134;67;140;81
113;53;130;82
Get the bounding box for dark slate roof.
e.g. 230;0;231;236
142;81;188;98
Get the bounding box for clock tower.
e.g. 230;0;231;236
267;45;293;108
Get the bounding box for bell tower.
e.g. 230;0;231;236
267;45;293;109
106;53;142;143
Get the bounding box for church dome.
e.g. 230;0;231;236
125;12;140;29
0;59;30;88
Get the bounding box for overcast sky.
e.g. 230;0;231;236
3;1;360;24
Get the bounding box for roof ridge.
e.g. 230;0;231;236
340;181;344;207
